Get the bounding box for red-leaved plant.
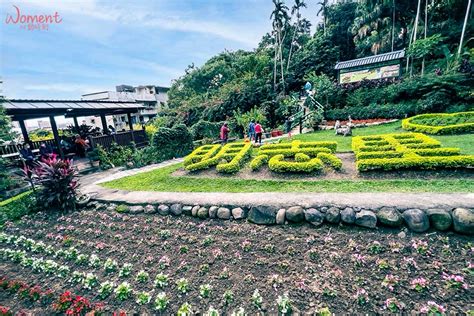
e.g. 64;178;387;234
27;157;79;211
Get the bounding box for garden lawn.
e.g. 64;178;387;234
101;163;473;193
289;121;474;154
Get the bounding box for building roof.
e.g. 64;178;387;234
334;49;405;70
3;99;144;120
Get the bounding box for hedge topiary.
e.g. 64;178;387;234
352;132;474;171
185;142;252;173
153;124;194;161
402;112;474;135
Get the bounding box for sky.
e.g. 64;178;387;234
1;0;323;100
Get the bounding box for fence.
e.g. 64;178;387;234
89;130;148;149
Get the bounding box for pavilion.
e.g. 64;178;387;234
2;99;146;158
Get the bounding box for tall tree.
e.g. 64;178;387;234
270;0;290;92
316;0;328;35
287;0;307;71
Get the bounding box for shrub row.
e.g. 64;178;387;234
183;144;221;167
352;133;474;171
0;191;35;225
268;154;324;173
185;143;252;173
249;155;269;171
357;155;474;172
402;112;474;135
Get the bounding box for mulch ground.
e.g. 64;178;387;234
173;153;474;181
1;208;473;314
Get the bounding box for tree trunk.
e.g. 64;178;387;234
421;0;428;76
391;0;395;51
458;0;472;56
411;0;422;77
273;35;278;92
287;18;299;72
279;30;286;92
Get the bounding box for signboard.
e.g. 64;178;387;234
339;64;400;84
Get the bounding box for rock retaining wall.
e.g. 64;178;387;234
88;201;474;235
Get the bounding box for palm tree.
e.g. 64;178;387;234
316;0;328;35
287;0;307;71
270;0;289;92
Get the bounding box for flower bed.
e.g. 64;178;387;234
402;112;474;135
352;133;474;172
0;205;472;314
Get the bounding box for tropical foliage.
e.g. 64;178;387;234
152;0;472;137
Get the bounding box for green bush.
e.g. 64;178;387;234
0;191;36;225
191;120;222;140
185;142;252;173
352;132;474;171
402;112;474;134
249;155;269;171
295;153;310;162
153;124;194;161
0;158;14;199
317;152;343;170
268;154;324;173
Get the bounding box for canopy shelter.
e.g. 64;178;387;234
3;99;145;158
334;49;405;84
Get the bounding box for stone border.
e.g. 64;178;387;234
88;201;473;235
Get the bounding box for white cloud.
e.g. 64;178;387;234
14;0;264;46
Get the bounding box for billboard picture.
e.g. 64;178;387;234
340;64;400;84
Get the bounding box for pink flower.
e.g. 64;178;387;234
420;301;446;314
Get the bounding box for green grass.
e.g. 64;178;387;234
102;163;473;193
0;191;32;206
289;121;474;154
102;122;474;193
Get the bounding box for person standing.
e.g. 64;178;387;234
220;122;230;145
248;120;255;141
254;121;263;145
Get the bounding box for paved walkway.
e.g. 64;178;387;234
80;159;474;209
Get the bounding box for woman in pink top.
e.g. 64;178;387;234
254;121;263;144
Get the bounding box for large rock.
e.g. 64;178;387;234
157;204;170;216
426;209;452;231
355;210;377;229
231;207;246;220
304;208;324;227
191;205;200;217
129;205;144;214
402;209;429;232
144;204;156;214
286;206;304;222
197;207;208;219
340;207;355;224
325;207;340;224
182;206;193;216
377;207;403;227
217;207;231;220
209;206;219;219
452;208;474;235
170;204;183;216
248;205;277;225
276;209;286;225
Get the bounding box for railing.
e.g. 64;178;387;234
0;139;56;156
89;130;148;149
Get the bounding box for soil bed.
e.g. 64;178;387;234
1;208;472;314
174;153;474;181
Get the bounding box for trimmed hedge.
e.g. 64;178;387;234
183;144;221;167
268;154;324;173
250;155;269;171
317;152;343;170
353;132;474;171
185;142;252;173
402;112;474;135
259;140;337;157
0;191;35;225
